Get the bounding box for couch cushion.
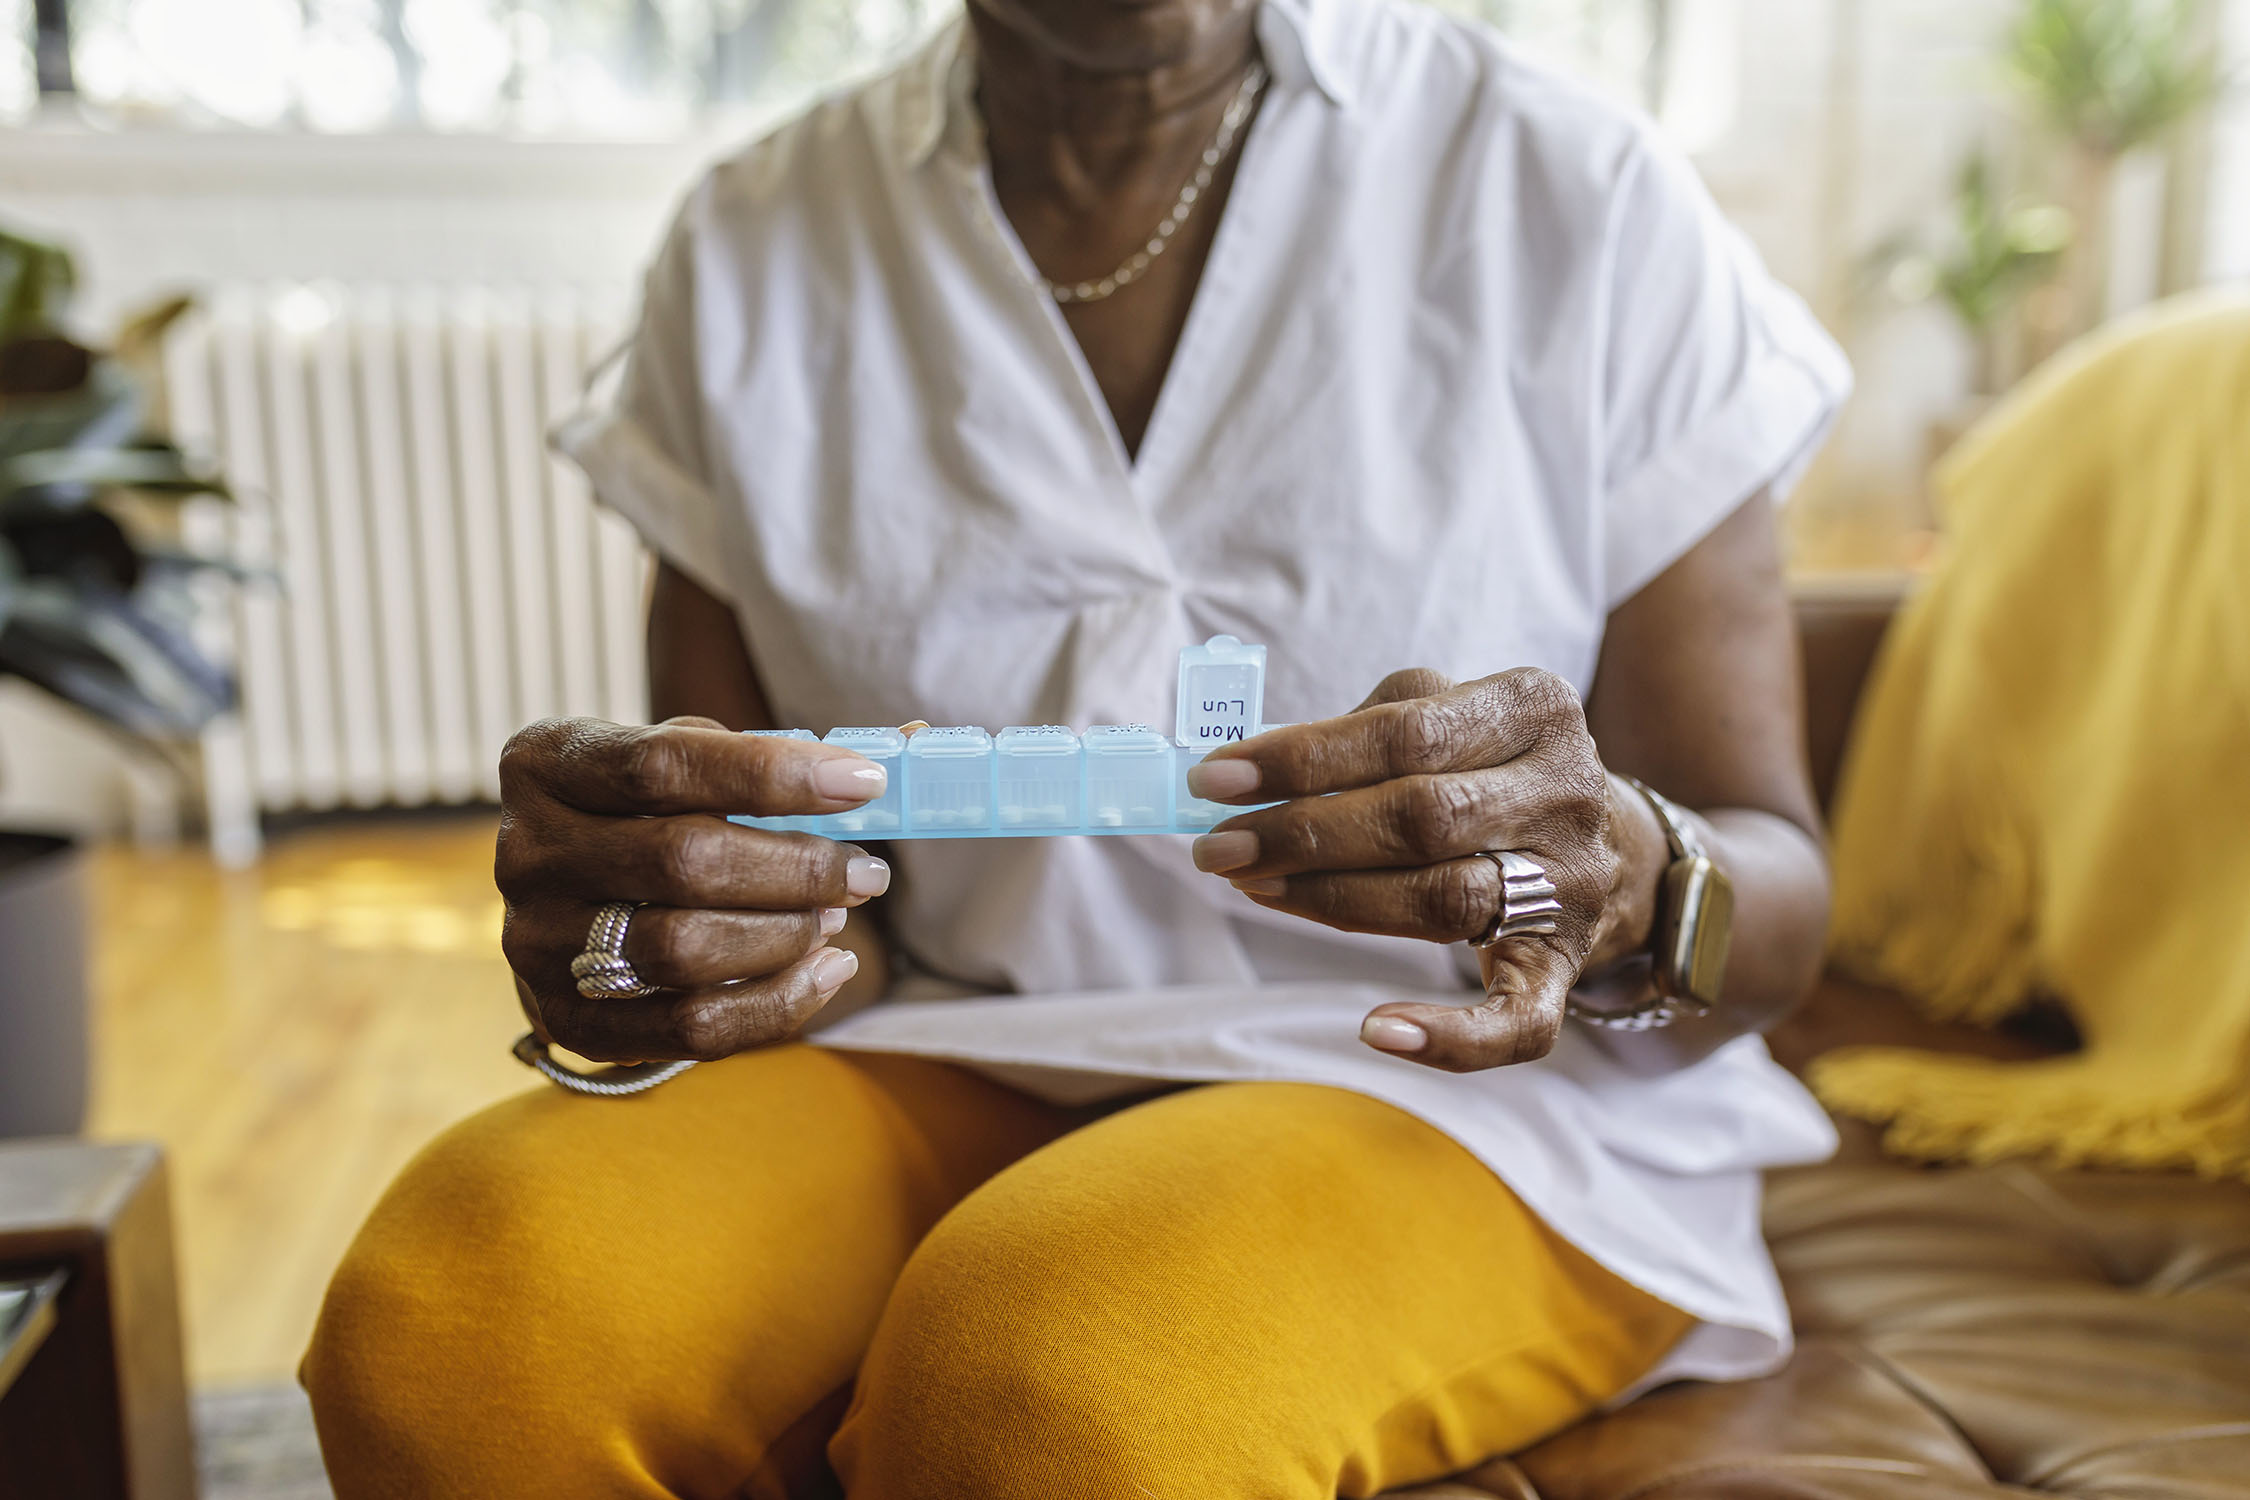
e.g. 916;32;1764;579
1401;1160;2250;1498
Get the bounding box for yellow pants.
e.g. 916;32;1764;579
304;1046;1689;1499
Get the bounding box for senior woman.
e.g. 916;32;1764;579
305;0;1850;1494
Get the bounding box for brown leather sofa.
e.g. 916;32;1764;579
1386;582;2250;1499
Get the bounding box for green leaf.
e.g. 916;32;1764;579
0;533;19;637
137;546;277;587
0;579;233;739
0;359;143;462
0;445;231;507
1876;151;2074;336
2008;0;2223;155
0;230;77;345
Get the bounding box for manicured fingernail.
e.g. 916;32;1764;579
1186;759;1261;800
819;906;847;936
814;757;887;802
846;856;891;898
1192;829;1259;873
1233;876;1286;898
1361;1016;1429;1054
810;946;858;999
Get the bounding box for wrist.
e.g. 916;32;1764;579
1587;770;1669;973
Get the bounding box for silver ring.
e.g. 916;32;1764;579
1472;851;1562;948
571;901;657;999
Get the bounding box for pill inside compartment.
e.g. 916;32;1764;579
1173;745;1235;831
995;726;1082;830
1173;723;1293;831
905;726;994;831
818;727;907;835
1083;725;1173;829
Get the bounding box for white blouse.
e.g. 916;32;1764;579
559;0;1851;1397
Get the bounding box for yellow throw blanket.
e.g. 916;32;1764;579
1815;292;2250;1179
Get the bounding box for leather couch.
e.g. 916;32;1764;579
1386;581;2250;1499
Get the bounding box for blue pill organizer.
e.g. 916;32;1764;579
731;636;1281;839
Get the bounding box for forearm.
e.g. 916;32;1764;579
1579;778;1830;1074
649;561;775;730
1570;484;1833;1074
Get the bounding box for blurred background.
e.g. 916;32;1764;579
0;0;2242;1493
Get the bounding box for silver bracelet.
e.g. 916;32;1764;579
512;1033;698;1097
1564;991;1700;1031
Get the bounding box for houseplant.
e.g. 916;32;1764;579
2006;0;2223;349
0;226;239;1138
1882;153;2075;398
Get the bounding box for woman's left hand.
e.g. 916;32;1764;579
1185;667;1658;1072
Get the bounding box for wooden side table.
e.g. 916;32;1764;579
0;1140;196;1499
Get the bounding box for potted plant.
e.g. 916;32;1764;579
0;226;239;1138
2006;0;2223;353
1881;153;2075;400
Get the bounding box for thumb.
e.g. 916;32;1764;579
1358;938;1573;1072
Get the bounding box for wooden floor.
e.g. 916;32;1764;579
86;813;529;1387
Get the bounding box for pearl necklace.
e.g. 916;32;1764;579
1040;61;1268;305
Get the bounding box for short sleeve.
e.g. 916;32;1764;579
1598;135;1852;608
551;191;736;603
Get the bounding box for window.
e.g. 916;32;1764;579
3;0;1673;138
1438;0;1671;111
2209;0;2250;279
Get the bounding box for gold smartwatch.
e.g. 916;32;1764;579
1567;777;1733;1032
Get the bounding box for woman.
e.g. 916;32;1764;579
305;0;1849;1494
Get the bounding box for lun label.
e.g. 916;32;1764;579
1175;635;1266;749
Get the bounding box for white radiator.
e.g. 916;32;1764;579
160;283;649;864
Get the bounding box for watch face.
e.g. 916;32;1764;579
1660;855;1734;1012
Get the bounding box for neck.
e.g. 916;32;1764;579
971;10;1259;201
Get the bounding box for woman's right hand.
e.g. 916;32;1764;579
495;716;893;1063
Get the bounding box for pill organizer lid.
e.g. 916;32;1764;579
996;725;1080;752
1175;634;1267;748
905;726;994;755
743;728;818;741
1084;724;1170;750
823;726;907;753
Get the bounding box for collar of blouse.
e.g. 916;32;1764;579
891;0;1366;172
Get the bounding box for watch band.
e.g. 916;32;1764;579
1626;775;1704;862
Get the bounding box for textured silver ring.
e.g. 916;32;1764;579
1471;851;1563;948
571;901;657;999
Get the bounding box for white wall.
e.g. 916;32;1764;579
0;129;705;327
